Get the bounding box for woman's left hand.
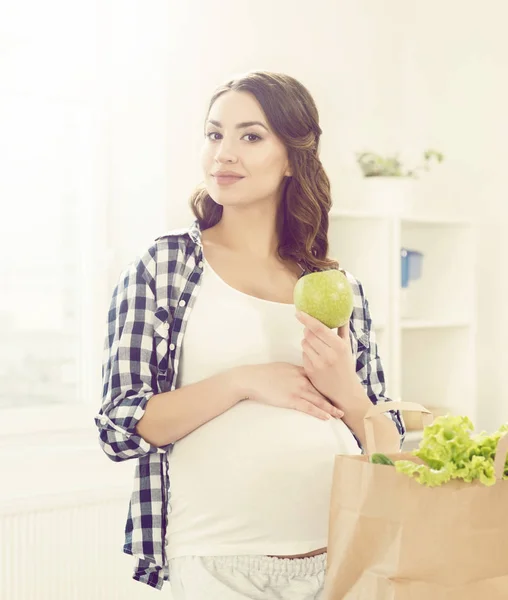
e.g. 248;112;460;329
296;310;370;414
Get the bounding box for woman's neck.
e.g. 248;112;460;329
207;210;279;261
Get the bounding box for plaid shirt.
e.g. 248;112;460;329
94;218;406;591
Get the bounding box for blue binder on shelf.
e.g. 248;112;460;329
401;248;424;288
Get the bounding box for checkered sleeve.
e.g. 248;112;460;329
356;282;406;450
95;249;172;462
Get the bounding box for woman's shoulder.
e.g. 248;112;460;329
129;220;201;272
339;268;363;295
334;268;367;306
154;218;201;247
113;221;199;294
337;268;372;334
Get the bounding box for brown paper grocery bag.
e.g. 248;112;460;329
325;402;508;600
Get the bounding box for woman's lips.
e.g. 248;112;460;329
213;175;244;186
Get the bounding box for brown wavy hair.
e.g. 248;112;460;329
189;71;339;273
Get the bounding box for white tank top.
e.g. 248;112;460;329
166;258;361;559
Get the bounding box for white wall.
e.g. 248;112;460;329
392;1;508;431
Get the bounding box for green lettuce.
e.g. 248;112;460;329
394;416;508;487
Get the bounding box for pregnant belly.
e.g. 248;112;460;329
166;401;361;556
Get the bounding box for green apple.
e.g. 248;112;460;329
294;270;354;328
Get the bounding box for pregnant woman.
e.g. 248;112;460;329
95;70;405;600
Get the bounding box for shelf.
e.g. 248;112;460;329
330;209;387;220
401;215;473;227
330;209;473;227
401;319;473;330
328;205;477;429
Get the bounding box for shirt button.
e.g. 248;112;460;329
163;322;169;330
198;261;204;268
179;299;186;307
169;343;175;351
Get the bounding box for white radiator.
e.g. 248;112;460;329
0;425;170;600
0;489;164;600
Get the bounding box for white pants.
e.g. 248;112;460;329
169;553;327;600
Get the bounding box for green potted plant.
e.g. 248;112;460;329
355;149;444;214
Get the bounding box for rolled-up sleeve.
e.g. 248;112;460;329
355;283;406;450
94;250;172;462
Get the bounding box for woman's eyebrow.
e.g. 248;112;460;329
207;119;269;132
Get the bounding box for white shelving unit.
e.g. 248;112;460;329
328;208;477;447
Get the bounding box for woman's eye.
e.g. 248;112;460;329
243;133;261;142
206;131;221;141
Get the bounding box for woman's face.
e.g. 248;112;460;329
201;90;292;209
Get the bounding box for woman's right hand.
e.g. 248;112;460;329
232;362;344;421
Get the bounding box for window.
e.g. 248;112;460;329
0;2;110;436
1;1;173;438
1;97;82;410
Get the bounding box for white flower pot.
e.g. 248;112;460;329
362;177;415;215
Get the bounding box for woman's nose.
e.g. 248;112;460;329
214;138;238;163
